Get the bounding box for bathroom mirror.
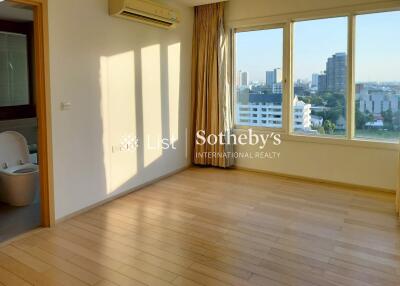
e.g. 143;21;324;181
0;32;30;106
0;20;35;120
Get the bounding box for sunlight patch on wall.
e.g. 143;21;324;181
168;43;181;142
100;51;137;194
141;44;163;167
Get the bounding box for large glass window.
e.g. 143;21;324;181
233;10;400;143
293;17;348;136
235;28;284;128
355;11;400;141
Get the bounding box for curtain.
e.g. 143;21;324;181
397;189;399;217
397;151;400;217
191;2;234;168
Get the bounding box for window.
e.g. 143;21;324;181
233;9;400;143
355;11;400;141
293;17;348;136
0;20;35;121
235;27;284;128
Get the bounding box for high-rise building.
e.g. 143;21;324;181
316;53;347;93
326;52;347;92
318;72;327;92
266;71;275;87
275;68;282;83
238;70;249;87
312;73;319;88
265;68;282;88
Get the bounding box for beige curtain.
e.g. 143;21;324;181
397;152;400;217
191;2;234;168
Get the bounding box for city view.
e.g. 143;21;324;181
235;12;400;141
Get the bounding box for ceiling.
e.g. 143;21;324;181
0;1;33;21
178;0;227;7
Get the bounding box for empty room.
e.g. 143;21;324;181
0;0;399;285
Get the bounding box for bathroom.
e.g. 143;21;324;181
0;1;40;243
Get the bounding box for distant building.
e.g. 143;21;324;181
355;83;364;96
293;96;312;131
294;80;310;96
266;71;275;87
318;72;327;92
358;86;399;115
326;52;347;93
238;71;249;87
272;82;282;94
275;68;282;83
312;73;319;88
317;53;347;93
266;68;282;87
365;119;384;128
311;115;323;127
236;96;311;130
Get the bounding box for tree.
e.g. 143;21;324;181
356;107;368;130
394;111;400;130
310;96;324;106
299;96;311;104
317;126;325;135
382;109;394;130
355;100;374;130
323;120;336;134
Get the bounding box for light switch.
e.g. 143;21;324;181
61;101;72;111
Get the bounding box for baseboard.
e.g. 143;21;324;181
55;164;191;225
233;166;396;194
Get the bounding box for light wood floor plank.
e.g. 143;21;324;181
0;167;399;286
0;266;31;286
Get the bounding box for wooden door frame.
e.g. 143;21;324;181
8;0;55;227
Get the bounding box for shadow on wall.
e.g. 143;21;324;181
99;42;187;196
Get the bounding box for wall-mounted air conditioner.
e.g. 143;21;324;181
109;0;181;29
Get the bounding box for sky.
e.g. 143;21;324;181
236;11;400;83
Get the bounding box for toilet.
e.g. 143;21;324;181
0;131;39;207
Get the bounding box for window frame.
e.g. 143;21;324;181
232;23;287;133
229;2;400;148
0;19;36;121
291;16;350;139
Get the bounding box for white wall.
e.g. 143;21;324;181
48;0;193;220
226;0;396;21
227;0;399;191
234;137;398;190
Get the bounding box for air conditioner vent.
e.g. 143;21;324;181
120;11;174;28
109;0;180;29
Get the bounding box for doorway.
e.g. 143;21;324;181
0;0;53;243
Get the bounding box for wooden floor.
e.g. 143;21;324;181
0;167;399;286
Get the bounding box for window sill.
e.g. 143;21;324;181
233;127;399;151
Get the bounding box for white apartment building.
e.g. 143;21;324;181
272;82;282;94
358;86;399;115
236;96;311;130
